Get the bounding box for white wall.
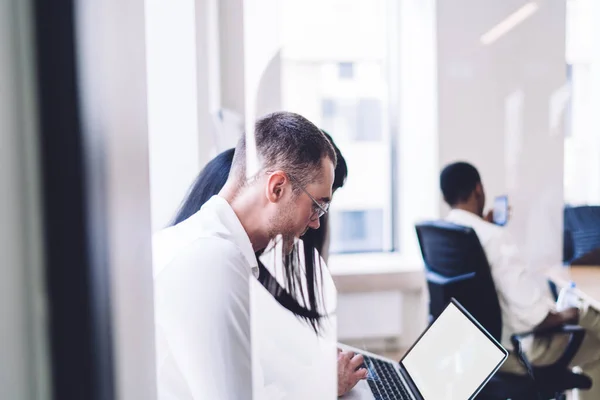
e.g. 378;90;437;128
564;0;600;205
437;0;566;269
146;0;203;231
0;0;51;398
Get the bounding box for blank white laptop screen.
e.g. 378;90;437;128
401;302;506;399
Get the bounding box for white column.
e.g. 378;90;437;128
195;0;221;168
218;0;247;116
77;0;157;398
218;0;282;120
396;0;440;258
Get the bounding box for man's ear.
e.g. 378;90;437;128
474;182;484;196
265;171;288;203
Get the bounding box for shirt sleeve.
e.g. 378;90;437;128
155;237;254;400
484;229;554;331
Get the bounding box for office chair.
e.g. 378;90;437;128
415;221;591;400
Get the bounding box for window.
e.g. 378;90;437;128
357;98;383;141
338;62;354;79
281;0;393;254
321;98;336;118
330;210;384;253
321;97;383;142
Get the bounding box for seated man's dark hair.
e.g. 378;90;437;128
440;162;481;206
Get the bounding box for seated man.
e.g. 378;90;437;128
440;161;600;399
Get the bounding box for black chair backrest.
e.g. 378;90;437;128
415;221;503;342
564;205;600;231
564;205;600;263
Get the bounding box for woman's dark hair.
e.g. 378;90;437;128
302;131;347;255
171;148;235;225
170;132;347;333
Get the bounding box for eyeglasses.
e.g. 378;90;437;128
288;174;330;221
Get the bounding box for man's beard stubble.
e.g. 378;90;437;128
268;200;299;255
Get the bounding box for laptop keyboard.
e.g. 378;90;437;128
361;355;412;400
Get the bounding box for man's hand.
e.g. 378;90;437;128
484;206;512;225
337;349;368;397
535;308;580;331
559;307;580;325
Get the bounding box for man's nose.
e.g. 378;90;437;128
308;216;320;230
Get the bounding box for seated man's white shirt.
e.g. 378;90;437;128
153;195;259;400
445;209;554;349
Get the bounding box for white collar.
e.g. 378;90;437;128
206;195;259;272
447;208;483;223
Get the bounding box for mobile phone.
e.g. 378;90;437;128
493;195;509;226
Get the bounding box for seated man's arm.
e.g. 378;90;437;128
155;238;254;399
486;230;556;332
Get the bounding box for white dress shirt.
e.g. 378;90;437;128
153;195;258;400
153;195;337;399
445;209;555;349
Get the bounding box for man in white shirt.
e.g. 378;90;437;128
153;112;365;399
440;162;600;399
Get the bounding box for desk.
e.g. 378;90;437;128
547;265;600;310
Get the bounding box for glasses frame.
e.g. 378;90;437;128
287;174;330;221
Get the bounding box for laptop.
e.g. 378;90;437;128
340;299;508;400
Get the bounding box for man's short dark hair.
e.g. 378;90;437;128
440;162;481;206
232;112;337;188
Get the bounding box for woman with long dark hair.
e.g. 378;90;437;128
168;132;365;397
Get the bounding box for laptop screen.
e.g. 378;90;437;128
401;301;507;399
